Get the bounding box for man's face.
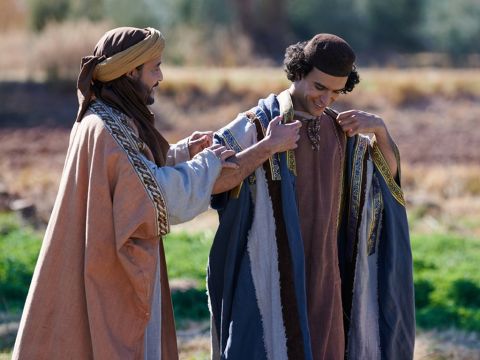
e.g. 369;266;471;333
292;67;348;117
132;56;163;105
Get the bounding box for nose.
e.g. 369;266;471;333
319;92;330;104
158;69;163;82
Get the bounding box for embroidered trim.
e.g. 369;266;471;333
246;111;282;181
277;90;297;176
367;174;383;255
221;129;243;154
371;142;405;206
347;137;368;244
90;100;170;236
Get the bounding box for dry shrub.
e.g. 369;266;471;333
0;0;27;32
404;164;480;235
31;20;112;81
0;30;32;80
163;25;265;67
404;165;480;199
356;69;480;107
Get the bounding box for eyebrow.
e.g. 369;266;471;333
314;81;344;92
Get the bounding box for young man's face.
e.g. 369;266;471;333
292;67;348;117
131;56;163;105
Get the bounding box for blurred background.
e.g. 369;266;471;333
0;0;479;359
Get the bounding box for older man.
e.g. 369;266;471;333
12;27;300;359
208;34;415;360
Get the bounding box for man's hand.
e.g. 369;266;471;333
188;131;214;158
336;110;385;137
336;109;398;177
208;144;239;169
263;116;302;155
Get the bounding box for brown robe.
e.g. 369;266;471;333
294;111;346;360
12;104;222;359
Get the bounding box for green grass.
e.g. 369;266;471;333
164;231;214;326
412;233;480;332
0;212;41;312
2;212;480;333
164;231;214;284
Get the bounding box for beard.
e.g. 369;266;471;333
131;77;156;105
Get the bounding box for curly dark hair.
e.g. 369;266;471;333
283;41;360;93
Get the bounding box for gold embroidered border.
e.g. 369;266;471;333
371;142;405;207
246;111;281;181
277;90;297;176
367;175;383;255
90;101;170;236
347;137;368;241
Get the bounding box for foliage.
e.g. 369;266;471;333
19;0;480;64
421;0;480;55
171;288;210;322
163;231;213;325
0;213;41;311
164;231;213;283
413;233;480;332
27;0;70;31
2;211;480;333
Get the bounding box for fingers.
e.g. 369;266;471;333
337;110;360;120
217;148;239;169
207;143;222;152
221;160;239;169
269;116;283;127
218;149;236;160
284;120;302;129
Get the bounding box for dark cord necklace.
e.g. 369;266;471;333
300;117;321;151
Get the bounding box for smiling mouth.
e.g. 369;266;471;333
314;101;325;109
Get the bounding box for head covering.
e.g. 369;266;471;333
76;27;169;166
304;33;355;77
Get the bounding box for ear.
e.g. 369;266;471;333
126;68;138;79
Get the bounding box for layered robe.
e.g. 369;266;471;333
208;91;415;360
13;100;222;360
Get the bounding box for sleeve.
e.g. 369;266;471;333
210;112;259;210
142;148;222;225
165;137;190;166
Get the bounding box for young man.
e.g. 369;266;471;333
12;27;300;359
208;33;415;360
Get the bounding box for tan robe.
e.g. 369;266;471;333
12;105;221;360
294;111;346;360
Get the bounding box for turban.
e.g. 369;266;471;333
93;27;165;82
76;27;165;122
304;33;355;77
75;27;170;167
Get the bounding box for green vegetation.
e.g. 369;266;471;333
17;0;480;64
413;233;480;332
164;231;213;325
0;213;41;312
2;212;480;333
164;231;213;283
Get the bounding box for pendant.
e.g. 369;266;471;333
307;118;321;150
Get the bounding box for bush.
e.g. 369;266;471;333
450;279;480;308
0;213;41;311
414;278;435;309
412;233;480;333
171;288;210;322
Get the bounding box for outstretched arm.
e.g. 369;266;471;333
212;116;301;194
336;110;398;178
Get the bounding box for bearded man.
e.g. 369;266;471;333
208;34;415;360
12;27;300;360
